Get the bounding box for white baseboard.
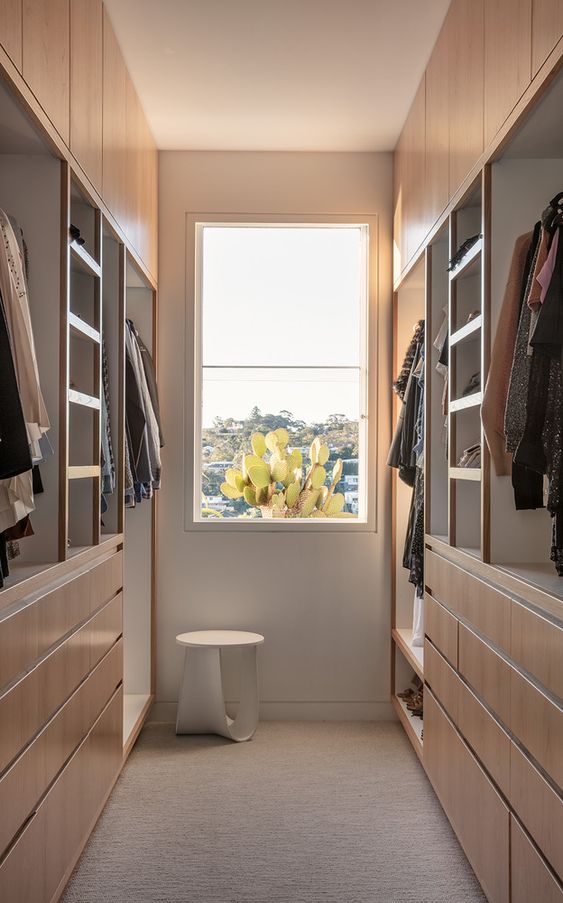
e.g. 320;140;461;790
149;700;396;723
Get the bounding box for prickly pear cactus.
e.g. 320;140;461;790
220;430;353;518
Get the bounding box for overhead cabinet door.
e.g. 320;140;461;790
23;0;70;144
0;0;22;70
70;0;103;192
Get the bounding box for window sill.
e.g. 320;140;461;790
185;517;374;533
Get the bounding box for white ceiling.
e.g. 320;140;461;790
104;0;450;152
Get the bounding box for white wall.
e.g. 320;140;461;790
155;151;393;721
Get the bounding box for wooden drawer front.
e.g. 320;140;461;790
425;550;511;649
0;639;122;857
458;623;512;725
425;593;458;664
0;687;122;903
457;675;511;799
511;817;563;903
511;668;563;789
511;600;563;701
0;595;122;773
0;570;90;693
424;690;510;903
89;550;123;612
90;592;122;669
510;741;563;879
424;640;459;721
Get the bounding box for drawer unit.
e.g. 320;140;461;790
0;593;122;773
425;549;511;649
510;817;563;903
425;593;458;665
458;623;511;725
0;638;122;857
424;689;510;903
0;687;122;903
511;668;563;790
89;551;123;612
456;675;511;799
510;741;563;879
511;600;563;701
424;639;459;721
0;550;123;694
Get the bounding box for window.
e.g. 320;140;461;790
193;218;372;525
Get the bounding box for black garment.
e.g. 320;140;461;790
403;466;424;596
0;289;32;480
388;332;424;487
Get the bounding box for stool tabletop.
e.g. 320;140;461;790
176;630;264;649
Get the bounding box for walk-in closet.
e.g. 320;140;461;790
1;1;563;901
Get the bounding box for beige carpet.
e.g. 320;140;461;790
62;722;485;903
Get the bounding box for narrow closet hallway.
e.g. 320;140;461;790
0;2;562;902
61;723;484;903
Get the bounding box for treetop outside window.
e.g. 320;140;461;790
193;219;371;526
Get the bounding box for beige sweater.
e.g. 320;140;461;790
481;232;532;476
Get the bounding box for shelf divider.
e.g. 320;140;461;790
392;627;424;679
450;391;482;413
69;311;101;344
68;465;101;479
449;467;481;482
450;314;482;347
448;237;482;282
70;240;102;278
68;388;101;410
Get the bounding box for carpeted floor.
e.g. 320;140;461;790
62;722;485;903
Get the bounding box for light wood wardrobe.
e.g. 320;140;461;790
391;2;563;901
0;2;158;900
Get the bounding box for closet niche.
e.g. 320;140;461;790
0;79;62;584
122;259;157;746
487;71;563;598
390;256;425;756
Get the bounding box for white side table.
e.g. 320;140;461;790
175;630;264;742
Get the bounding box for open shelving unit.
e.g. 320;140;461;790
390;256;426;759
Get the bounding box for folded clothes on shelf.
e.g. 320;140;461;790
447;233;482;271
458;443;481;468
462;371;480;396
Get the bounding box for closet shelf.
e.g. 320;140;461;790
69;312;100;344
450;391;482;413
392;695;423;757
449;467;481;482
68;388;100;410
449;238;482;282
392;627;424;679
450;315;482;347
70;241;101;279
68;465;100;479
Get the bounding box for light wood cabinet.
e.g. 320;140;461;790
510;741;563;878
0;688;122;903
511;600;563;700
425;550;511;648
70;0;103;193
447;0;484;198
425;14;450;231
0;0;22;70
511;817;563;903
425;690;510;903
456;673;511;798
458;623;511;724
532;0;563;75
484;0;532;146
22;0;70;144
102;6;127;230
510;667;563;788
424;639;459;720
425;593;458;664
0;639;122;857
405;78;427;264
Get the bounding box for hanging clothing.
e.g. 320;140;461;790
125;319;162;505
101;337;115;505
482;231;533;476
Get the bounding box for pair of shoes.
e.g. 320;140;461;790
447;233;482;271
406;690;423;711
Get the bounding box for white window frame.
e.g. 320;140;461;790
185;212;379;532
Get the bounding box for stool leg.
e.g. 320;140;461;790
226;645;259;742
176;647;227;736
